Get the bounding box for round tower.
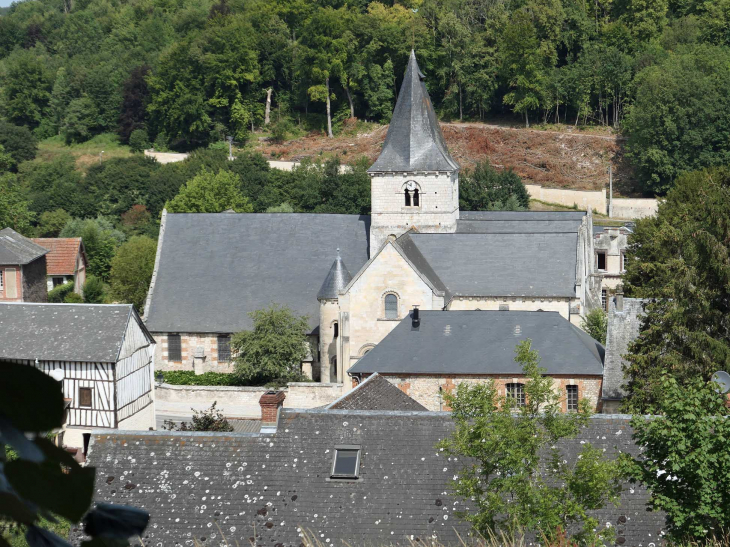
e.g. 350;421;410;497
316;249;352;383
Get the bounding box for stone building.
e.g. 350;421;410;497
144;51;601;390
32;237;88;294
348;310;605;412
593;224;632;309
0;227;48;302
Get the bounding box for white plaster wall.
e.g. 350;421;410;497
612;198;658;219
62;426;89;450
286;382;345;407
526;184;606;214
118;403;155;432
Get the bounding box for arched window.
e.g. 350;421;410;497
404;190;411;206
413;188;419;207
333;321;339;338
384;293;398;319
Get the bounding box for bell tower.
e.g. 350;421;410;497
368;50;460;253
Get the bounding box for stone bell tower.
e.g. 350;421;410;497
367;50;460;253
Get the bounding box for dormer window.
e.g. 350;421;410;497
331;445;361;479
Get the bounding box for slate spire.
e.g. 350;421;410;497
368;50;459;173
317;249;353;300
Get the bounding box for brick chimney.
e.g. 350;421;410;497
259;390;286;425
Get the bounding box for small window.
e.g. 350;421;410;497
404;190;411;206
331;446;361;479
384;293;398;319
621;252;626;272
412;188;420;207
567;385;579;411
0;270;3;290
168;334;182;361
79;387;93;408
333;321;339;338
601;289;608;311
596;252;607;271
217;334;231;361
52;277;65;288
506;383;525;406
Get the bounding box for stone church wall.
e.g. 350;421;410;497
378;374;603;412
447;296;576;320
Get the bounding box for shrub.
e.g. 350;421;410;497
160;371;243;386
82;275;107;304
161;402;233;432
47;281;74;303
0;120;37;167
581;307;607;345
460;161;529;211
109;236;157;312
63;292;84;303
128;129;150;153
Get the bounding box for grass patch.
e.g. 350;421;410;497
37;133;133;171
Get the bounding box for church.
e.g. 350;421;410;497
144;51;602;388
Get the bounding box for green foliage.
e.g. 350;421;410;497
265;202;294;213
439;340;623;545
62;97;100;145
35;209;71;238
82;275;107;304
47;281;75;303
581;307;608;345
60;217;125;281
160;371;244;386
624;46;730;193
64;292;84;303
460;161;529;211
19;153;93;218
128;129;150;153
625;376;730;540
109;236;157;312
0;121;37;167
0;361;149;546
0;174;34;234
162;402;234;432
0;145;15;173
232;304;311;385
166;169;253;213
622;167;730;412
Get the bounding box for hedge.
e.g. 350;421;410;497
160;370;312;388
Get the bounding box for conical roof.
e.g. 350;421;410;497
368;51;459;174
317;250;353;300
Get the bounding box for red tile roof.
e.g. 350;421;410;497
31;238;85;275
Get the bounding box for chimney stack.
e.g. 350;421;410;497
259;390;286;426
615;290;624;312
412;307;420;328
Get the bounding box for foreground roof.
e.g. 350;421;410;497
32;238;84;275
368;51;458;173
0;228;48;265
145;213;370;333
603;298;647;400
0;303;149;362
85;409;663;546
349;310;604;376
396;232;578;299
327;372;427;411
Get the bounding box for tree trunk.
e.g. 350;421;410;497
326;77;333;138
344;83;354;119
459;84;463;121
264;88;272;126
525;110;530;128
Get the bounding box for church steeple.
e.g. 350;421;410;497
317;249;353;301
368;50;459;174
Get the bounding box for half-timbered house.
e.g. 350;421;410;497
0;302;156;451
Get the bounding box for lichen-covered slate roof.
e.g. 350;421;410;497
85;409;664;547
457;211;585;234
368;51;458;173
603;298;648;401
0;303;142;362
0;227;48;265
144;213;370;334
327;373;427;411
397;232;578;299
348;310;604;376
32;237;84;275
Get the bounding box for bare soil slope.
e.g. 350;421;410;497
256;121;636;195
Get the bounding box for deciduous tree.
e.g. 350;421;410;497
166;169;253;213
110;235;158;312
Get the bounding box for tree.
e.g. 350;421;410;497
0;174;34;234
120;204;154;237
109;236;157;312
118;65;151;143
459;161;529;211
162;402;234;432
0;145;14;173
622;167;730;412
62;96;99;144
128;129;150;153
82;275;107;304
166;169;253;213
581;307;607;345
0;121;37;167
60;217;125;281
35;209;71;237
625;375;730;540
439;340;623;545
232;304;311;385
1;48;53;128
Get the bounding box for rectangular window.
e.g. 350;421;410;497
0;269;3;291
601;289;608;311
621;252;626;272
79;387;93;408
596;252;607;271
217;335;231;361
331;445;361;479
506;383;526;406
52;277;65;288
4;268;17;298
567;385;579;411
168;334;182;361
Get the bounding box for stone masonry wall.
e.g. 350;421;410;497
154;333;233;373
447;296;575;320
22;257;48;302
380;374;603;412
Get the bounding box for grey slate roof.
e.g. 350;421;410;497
144;213;370;333
603;298;648;400
0;227;48;265
85;409;665;547
368;51;459;173
459;211;586;221
0;303;147;363
317;251;353;300
348;310;604;376
326;372;428;411
457;219;582;234
397;232;578;299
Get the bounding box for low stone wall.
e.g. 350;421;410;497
612;198;658;219
156;382;345;418
526;184;606;214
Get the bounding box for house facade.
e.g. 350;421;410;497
593;224;632;309
32;237;88;294
0;227;48;302
0;303;156;450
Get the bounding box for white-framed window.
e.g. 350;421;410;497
566;385;579;412
384;293;398;319
330;445;361;479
